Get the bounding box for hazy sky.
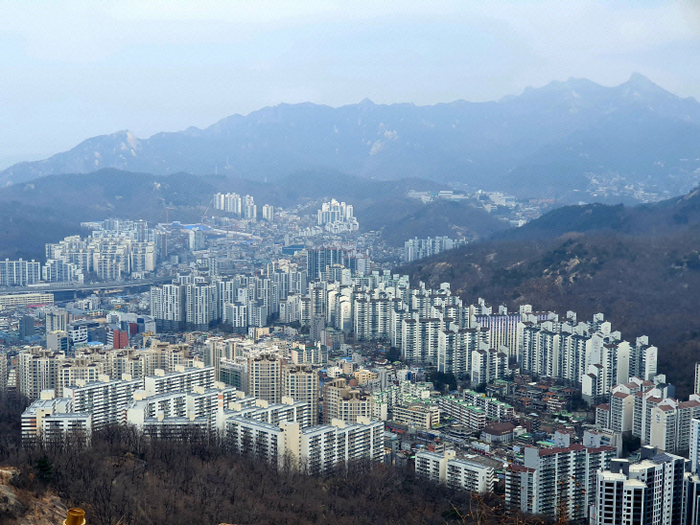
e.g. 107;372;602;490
2;0;700;167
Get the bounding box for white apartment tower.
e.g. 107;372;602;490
415;449;495;494
282;364;319;424
247;354;281;404
594;450;686;525
18;347;65;400
505;444;616;521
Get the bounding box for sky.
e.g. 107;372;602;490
1;0;700;168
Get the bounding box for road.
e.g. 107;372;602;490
0;276;173;295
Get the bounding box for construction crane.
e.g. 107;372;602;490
158;197;174;224
201;196;215;223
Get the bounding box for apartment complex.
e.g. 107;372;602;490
16;341;199;401
316;199;358;233
505;444;616;521
226;415;382;475
0;258;41;286
599;376;699;454
246;354;281;404
282;364;319;424
594;449;687;525
415;449;495;494
403;236;460;263
322;378;372;424
46;225;157;281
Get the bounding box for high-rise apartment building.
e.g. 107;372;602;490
689;418;700;475
143;364;214;397
64;375;142;429
150;283;186;331
42;259;82;283
57;359;106;397
594;449;686;525
322;378;372;424
262;204;274;221
247;354;281;403
225;414;382;474
214;193;242;214
47;227;156;281
470;347;508;387
505;444;615;521
282;364;319;424
45;308;68;333
403;236;458;263
20;391;91;446
316;199;358;233
306;245;366;280
0;351;7;391
0;258;41;286
188;230;205;252
18;347;65;400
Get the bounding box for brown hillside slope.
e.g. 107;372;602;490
404;229;700;398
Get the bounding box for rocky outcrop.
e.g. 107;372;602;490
0;467;70;525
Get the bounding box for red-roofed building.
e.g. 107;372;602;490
649;397;700;454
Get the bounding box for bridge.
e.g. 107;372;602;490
0;276;174;296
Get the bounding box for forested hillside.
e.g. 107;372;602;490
0;394;550;525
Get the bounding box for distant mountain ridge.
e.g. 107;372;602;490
4;74;700;203
493;184;700;241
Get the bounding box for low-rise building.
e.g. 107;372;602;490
480;422;515;444
391;404;440;430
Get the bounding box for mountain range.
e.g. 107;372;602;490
4;74;700;204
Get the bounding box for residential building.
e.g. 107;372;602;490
21;391;72;444
322;378;372;424
64;375;142;429
470;347;508;387
316;200;358;233
45;308;68;333
282;364;319;424
691;418;700;475
0;258;41;286
392;404;440;429
594;449;686;525
416;449;495;494
42;413;92;447
225;411;382;474
505;444;616;521
404;236;459;263
18;347;65;400
143;363;214;397
247;354;281;403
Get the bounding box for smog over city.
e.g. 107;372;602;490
1;2;700;524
